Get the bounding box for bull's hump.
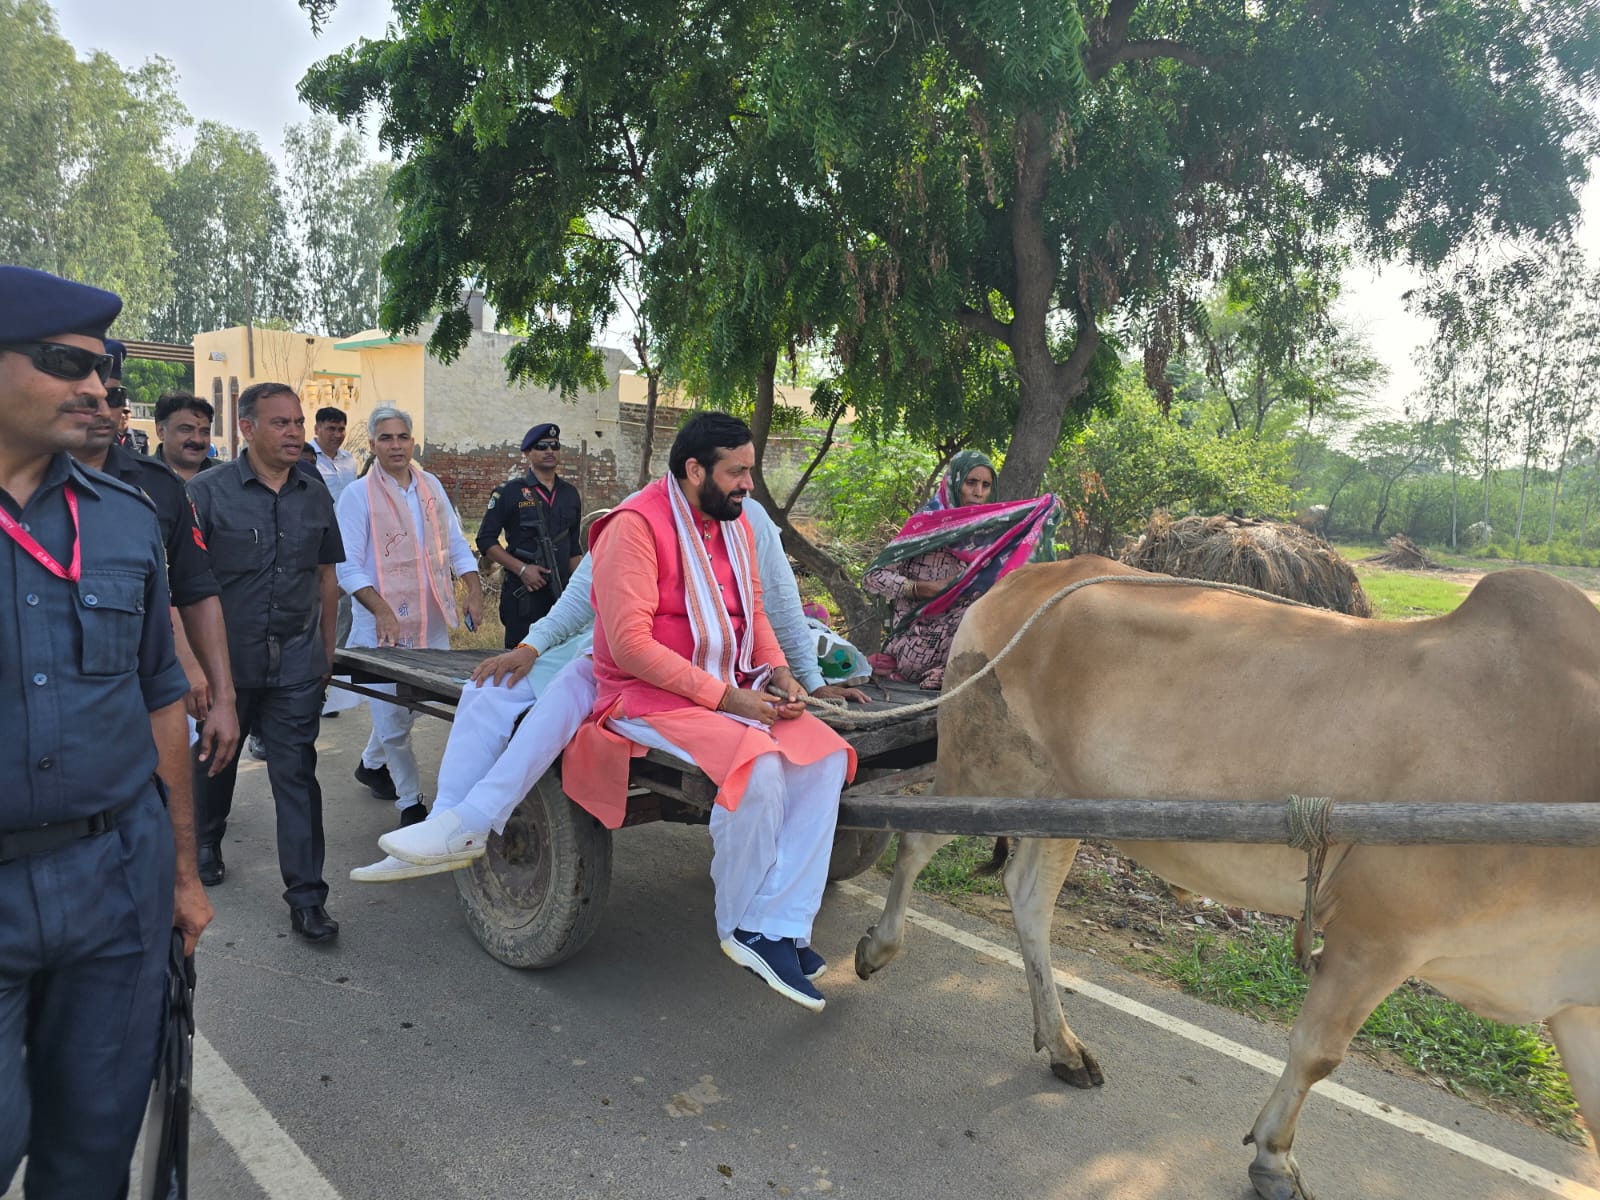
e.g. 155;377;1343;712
1453;567;1600;636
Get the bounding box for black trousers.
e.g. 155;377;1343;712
195;677;328;908
500;586;556;649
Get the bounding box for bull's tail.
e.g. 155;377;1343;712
975;836;1011;876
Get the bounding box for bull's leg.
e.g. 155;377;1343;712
1004;837;1102;1087
1245;933;1412;1200
854;832;956;979
1547;1006;1600;1148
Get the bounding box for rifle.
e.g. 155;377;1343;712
512;540;565;601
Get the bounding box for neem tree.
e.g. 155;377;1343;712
299;0;1599;505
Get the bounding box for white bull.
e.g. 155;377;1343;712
854;556;1600;1200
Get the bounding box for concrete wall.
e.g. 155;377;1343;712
419;329;636;514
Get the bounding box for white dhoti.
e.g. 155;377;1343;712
607;716;847;943
433;656;598;834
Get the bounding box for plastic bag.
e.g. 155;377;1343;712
808;617;871;686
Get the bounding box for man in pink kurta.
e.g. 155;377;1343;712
564;413;854;1011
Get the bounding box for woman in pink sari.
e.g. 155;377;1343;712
862;451;1060;689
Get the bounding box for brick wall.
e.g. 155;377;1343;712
424;441;626;522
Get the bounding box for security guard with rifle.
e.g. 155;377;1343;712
476;422;582;647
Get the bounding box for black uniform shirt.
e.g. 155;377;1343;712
100;443;220;608
187;450;344;689
1;454;189;829
475;472;582;581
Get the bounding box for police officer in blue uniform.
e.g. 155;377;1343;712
0;266;213;1198
476;422;582;647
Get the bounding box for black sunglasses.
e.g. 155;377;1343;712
0;341;114;383
530;439;560;451
104;386;129;408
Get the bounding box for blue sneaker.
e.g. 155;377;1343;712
720;929;825;1012
796;943;827;981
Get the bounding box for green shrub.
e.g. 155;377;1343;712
1548;546;1569;566
1482;545;1503;559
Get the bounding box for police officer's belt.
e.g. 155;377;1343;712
0;805;121;864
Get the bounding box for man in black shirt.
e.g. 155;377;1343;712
152;391;217;482
68;384;240;774
476;422;582;647
188;382;345;942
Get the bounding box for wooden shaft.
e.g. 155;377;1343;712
835;796;1600;847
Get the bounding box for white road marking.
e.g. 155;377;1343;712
194;1030;345;1200
834;880;1600;1200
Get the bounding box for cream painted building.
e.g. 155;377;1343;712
192;327;368;461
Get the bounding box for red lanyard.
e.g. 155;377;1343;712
0;485;81;582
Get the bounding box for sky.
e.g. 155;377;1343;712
50;0;1600;417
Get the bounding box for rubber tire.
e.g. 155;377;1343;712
455;768;613;969
826;829;894;882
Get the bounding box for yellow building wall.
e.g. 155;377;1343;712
191;327;366;459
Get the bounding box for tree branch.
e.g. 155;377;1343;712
1098;0;1140;47
956;303;1012;347
781;403;846;515
1086;39;1216;78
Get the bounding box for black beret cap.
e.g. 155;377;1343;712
521;422;561;452
104;338;127;377
0;265;122;343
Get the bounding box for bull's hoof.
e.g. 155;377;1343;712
1248;1160;1314;1200
854;929;889;980
1049;1052;1105;1089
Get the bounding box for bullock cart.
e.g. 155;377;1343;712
334;645;1600;973
333;646;938;969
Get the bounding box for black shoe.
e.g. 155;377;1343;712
290;904;339;942
247;735;268;762
197;842;225;887
398;802;428;828
354;762;399;800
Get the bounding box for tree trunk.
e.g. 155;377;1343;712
636;368;660;490
994;109;1100;501
747;351;882;649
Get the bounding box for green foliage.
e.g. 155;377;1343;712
0;0;186;335
120;359;190;407
1154;927;1582;1139
807;438;942;568
282;116;398;337
298;0;1600;503
1051;378;1296;554
150;122;301;341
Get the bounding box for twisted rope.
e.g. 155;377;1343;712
807;572;1323;727
1287;793;1334;975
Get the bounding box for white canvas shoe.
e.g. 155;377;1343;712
348;854;469;883
379;809;489;867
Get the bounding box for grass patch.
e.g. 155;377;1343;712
1146;926;1584;1140
1352;567;1471;619
879;834;1005;898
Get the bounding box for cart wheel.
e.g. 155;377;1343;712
827;829;893;882
455;768;613;968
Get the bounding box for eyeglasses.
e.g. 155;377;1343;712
0;341;115;383
104;386;129;408
530;440;560;451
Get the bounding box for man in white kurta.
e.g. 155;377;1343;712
335;407;482;839
365;499;867;879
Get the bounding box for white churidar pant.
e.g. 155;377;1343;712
363;683;422;810
606;716;847;944
432;656;598;834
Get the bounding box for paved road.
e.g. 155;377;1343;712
15;709;1599;1199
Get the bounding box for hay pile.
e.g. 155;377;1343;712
1121;511;1373;617
1364;533;1445;571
